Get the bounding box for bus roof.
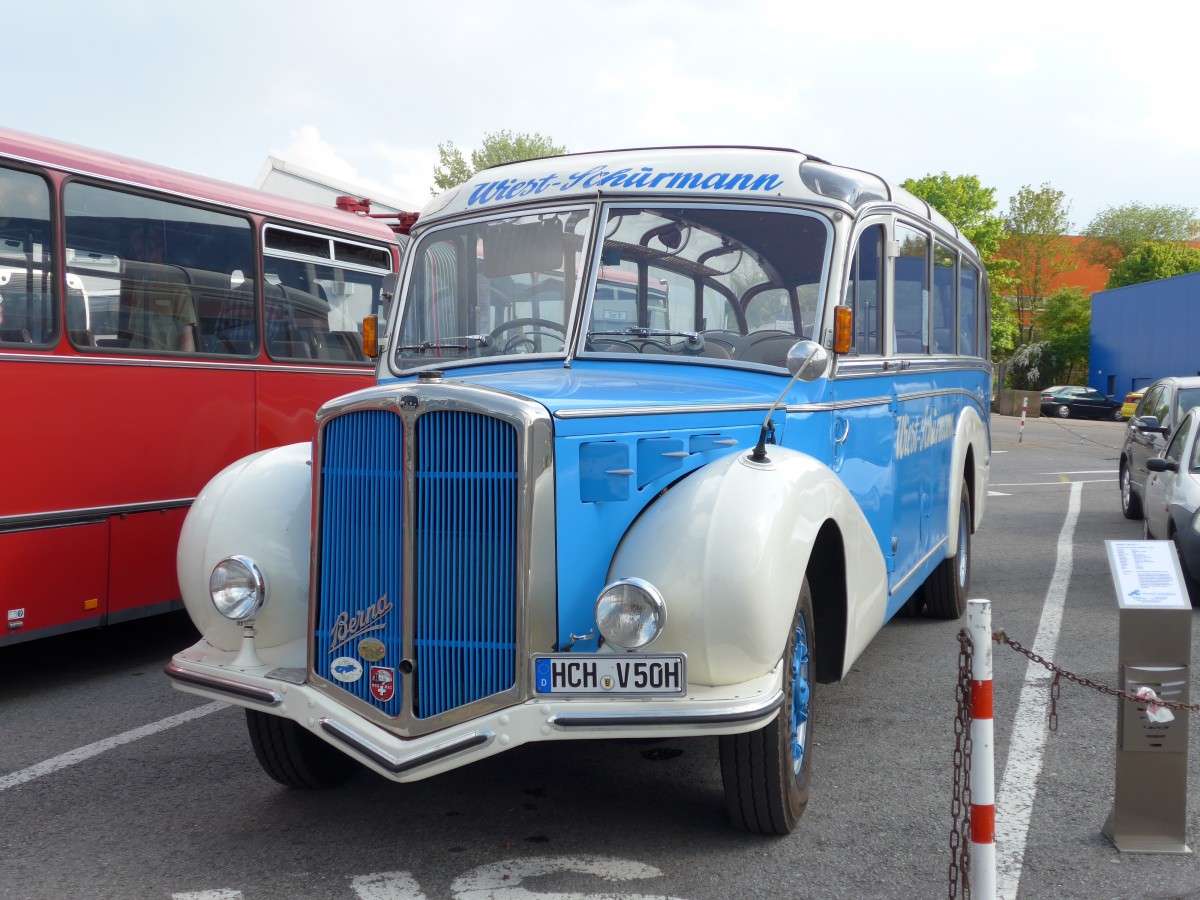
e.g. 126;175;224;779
419;145;972;253
0;127;398;244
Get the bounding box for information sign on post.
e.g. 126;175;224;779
1102;540;1192;854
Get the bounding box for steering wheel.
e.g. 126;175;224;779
490;318;567;354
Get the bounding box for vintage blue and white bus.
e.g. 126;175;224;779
167;146;991;834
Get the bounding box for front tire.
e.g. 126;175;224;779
246;709;361;788
923;480;971;619
1120;462;1143;520
720;580;815;834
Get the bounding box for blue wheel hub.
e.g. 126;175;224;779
789;615;811;774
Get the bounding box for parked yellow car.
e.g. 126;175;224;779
1120;389;1145;420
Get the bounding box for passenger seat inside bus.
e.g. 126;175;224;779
734;331;797;367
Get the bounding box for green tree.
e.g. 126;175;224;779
1005;341;1066;390
1107;240;1200;288
1037;286;1090;383
1004;183;1074;345
432;130;567;193
1082;202;1198;269
901;172;1018;357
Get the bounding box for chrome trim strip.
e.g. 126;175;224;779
164;662;283;706
319;718;494;774
0;499;194;534
548;690;783;729
0;351;371;374
889;537;950;596
896;387;980;402
554;401;776;419
789;396;892;413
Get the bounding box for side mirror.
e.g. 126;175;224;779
1146;457;1179;474
1136;415;1169;435
785;340;829;383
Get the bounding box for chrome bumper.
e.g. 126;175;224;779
166;644;784;784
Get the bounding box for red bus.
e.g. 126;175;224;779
0;128;401;646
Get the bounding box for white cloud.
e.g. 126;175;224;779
370;141;438;205
272;125;361;184
986;48;1037;78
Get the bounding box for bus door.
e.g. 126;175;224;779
830;221;896;582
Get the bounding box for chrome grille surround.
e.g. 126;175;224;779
308;380;556;737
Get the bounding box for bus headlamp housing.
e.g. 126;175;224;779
209;556;267;621
595;578;666;650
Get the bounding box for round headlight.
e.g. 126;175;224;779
209;556;266;621
595;578;666;650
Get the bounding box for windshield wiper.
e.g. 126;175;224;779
587;327;704;348
395;334;494;353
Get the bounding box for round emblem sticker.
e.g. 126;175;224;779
358;637;386;662
330;656;363;683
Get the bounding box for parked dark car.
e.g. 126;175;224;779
1039;385;1124;420
1120;376;1200;519
1143;406;1200;604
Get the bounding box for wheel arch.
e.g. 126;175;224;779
946;406;989;556
807;520;847;685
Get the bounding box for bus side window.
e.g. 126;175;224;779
848;225;883;355
932;241;955;354
894;224;929;354
959;261;979;356
0;166;56;347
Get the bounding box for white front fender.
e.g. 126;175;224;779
177;442;313;652
607;448;888;687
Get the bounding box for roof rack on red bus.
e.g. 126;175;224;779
335;195;420;235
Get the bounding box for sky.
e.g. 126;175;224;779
8;0;1200;232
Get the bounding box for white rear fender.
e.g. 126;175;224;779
945;406;990;556
607;447;888;687
177;442;313;651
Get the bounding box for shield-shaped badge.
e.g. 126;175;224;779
370;666;396;702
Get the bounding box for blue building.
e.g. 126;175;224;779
1091;270;1200;398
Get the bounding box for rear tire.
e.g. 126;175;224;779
246;709;360;788
1056;404;1071;418
720;580;815;834
923;481;971;620
1120;462;1143;520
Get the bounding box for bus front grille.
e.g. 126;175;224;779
313;403;520;728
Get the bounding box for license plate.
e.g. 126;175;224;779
533;654;686;696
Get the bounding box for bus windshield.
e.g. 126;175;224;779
394;208;594;367
585;206;829;363
392;203;831;370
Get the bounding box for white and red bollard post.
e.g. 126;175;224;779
967;598;997;899
1018;396;1028;444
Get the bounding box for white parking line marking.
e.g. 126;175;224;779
452;857;684;900
352;872;428;900
1038;470;1117;475
0;701;226;793
994;480;1082;899
990;479;1114;487
172;892;243;900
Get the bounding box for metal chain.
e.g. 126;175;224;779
993;630;1200;714
949;630;973;899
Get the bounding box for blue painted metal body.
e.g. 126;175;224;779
377;355;989;654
